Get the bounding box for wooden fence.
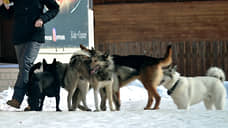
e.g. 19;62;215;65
95;41;228;79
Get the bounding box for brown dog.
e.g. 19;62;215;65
80;44;172;110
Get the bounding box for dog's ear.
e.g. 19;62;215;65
166;65;172;69
80;44;89;52
103;50;110;59
173;65;177;71
43;59;47;65
52;58;56;64
89;47;96;56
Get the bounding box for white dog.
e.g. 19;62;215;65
161;66;226;110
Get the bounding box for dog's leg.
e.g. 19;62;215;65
78;81;91;111
67;90;76;111
75;91;91;111
144;88;153;110
55;86;62;112
72;89;80;111
75;91;82;109
81;94;91;111
141;66;162;110
151;86;161;110
203;98;213;110
106;85;114;111
214;92;226;110
55;94;61;111
113;90;121;111
75;89;91;111
81;85;91;111
176;103;189;109
94;88;100;112
27;96;36;111
141;75;154;110
142;82;154;110
100;88;107;111
39;95;46;111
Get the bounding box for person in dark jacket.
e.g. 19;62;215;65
0;0;59;109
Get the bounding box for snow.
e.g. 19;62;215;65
0;80;228;128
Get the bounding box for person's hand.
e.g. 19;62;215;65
34;18;43;28
0;0;3;6
1;0;10;10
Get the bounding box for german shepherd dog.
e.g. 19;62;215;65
80;44;172;110
26;59;62;111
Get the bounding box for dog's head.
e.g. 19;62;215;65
90;50;114;75
80;44;114;74
160;65;180;85
80;44;103;57
43;58;57;73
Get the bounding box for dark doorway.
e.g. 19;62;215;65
0;16;17;63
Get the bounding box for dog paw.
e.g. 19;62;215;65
100;107;106;111
93;109;100;112
152;107;160;110
85;108;92;111
24;106;31;111
68;108;75;111
144;107;151;110
56;109;62;112
78;105;91;111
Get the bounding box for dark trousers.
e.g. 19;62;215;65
12;41;41;104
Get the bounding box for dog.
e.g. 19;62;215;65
88;50;117;111
26;58;62;111
80;44;172;110
62;51;92;111
160;65;226;110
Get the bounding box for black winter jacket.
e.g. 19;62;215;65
0;0;59;44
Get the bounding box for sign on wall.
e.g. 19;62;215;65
42;0;89;48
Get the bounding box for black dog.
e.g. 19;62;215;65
26;59;62;111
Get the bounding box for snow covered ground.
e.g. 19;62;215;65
0;80;228;128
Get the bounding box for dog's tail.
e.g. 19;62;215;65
28;62;42;83
206;67;226;82
26;62;42;96
159;45;172;67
